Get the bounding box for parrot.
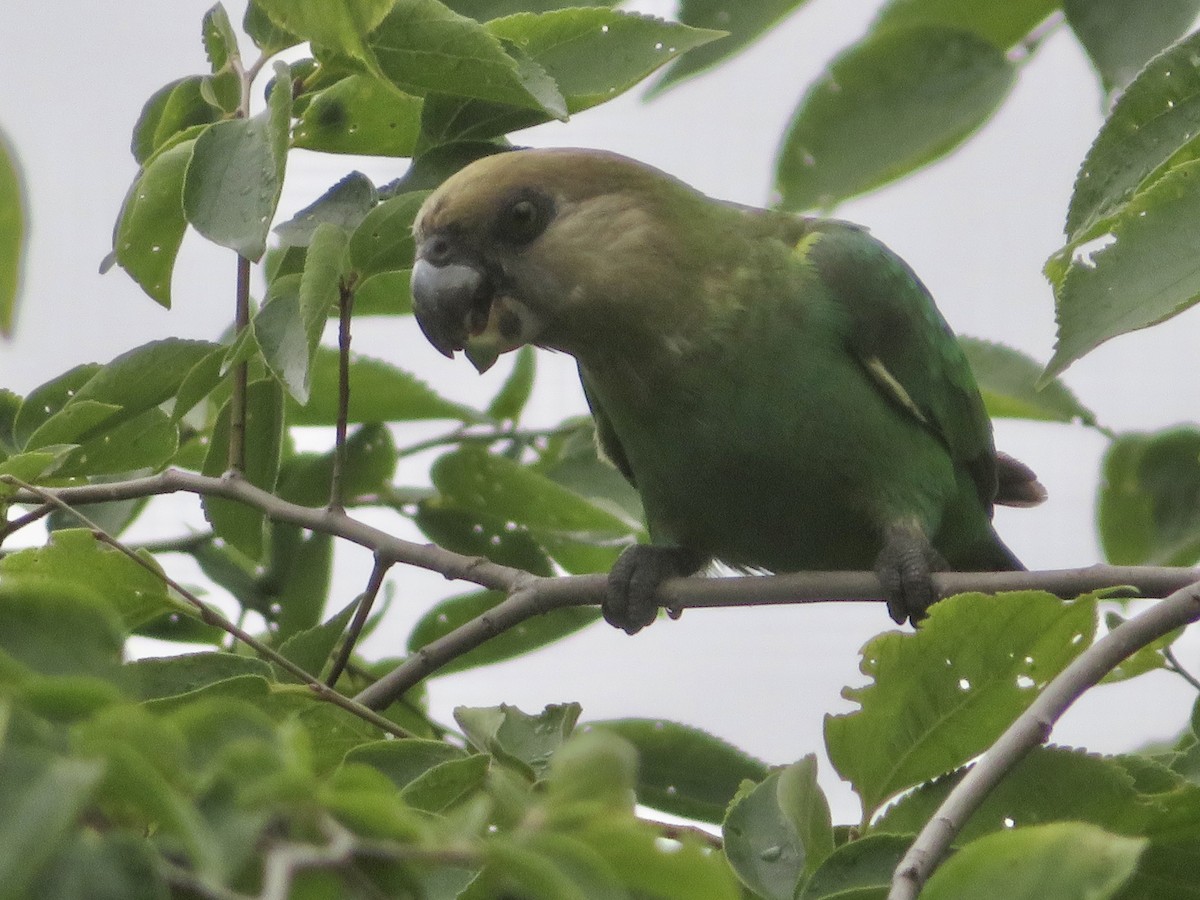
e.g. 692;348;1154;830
408;147;1045;634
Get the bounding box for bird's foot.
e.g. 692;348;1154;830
606;545;703;635
875;523;947;626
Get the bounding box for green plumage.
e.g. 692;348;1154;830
409;148;1040;628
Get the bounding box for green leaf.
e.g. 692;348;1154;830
545;730;638;811
1063;29;1200;242
265;526;335;639
408;589;598;675
366;0;567;118
958;336;1097;425
130;77;220;165
23;400;119;451
201;4;243;113
126;652;276;701
1065;0;1200;96
1101;610;1179;683
485;8;725;113
243;0;301;54
824;591;1098;818
0;528;176;633
29;829;168;900
287;349;484;424
111;139;194;307
443;0;619;18
343;739;468;790
294;75;423;157
776;25;1016;211
277;423;398;507
352;268;413;315
414;498;555;574
183;62;291;260
431;446;641;574
348;189;428;279
400;753;491;813
275;173;378;250
652;0;811;93
921;822;1143;900
779;755;836;877
456;702;581;778
12;364;100;449
487;344;535;421
1098;428;1200;567
875;745;1150;841
534;419;644;525
723;769;807;900
1047;157;1200;379
0;748;105;899
58;408;179;476
277;596;359;679
798;833;911;900
588;718;768;824
201;378;285;559
256;0;395;61
871;0;1058;49
0;126;26;337
0;579;124;681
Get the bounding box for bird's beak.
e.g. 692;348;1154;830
411;248;540;374
410;256;492;360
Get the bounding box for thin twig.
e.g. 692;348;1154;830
229;254;252;473
329;280;355;512
888;580;1200;900
0;502;52;544
8;477;414;741
644;817;723;850
326;553;391;687
393;423;581;460
1164;645;1200;692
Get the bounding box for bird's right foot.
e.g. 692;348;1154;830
606;545;703;635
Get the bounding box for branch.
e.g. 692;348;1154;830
329;280;355;512
888;578;1200;900
228;254;252;473
325;552;390;687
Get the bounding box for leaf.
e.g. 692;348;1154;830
1065;0;1200;96
277;423;398;507
588;718;769;824
183;62;291;260
723;770;807;900
0;577;125;681
779;755;836;877
875;745;1150;841
111;139;194;307
0;748;105;899
29;829;167;900
58;408;179;476
1045;159;1200;379
797;833;912;900
544;730;638;811
1098;428;1200;567
431;446;641;574
0;528;177;633
343;739;468;790
366;0;567;117
870;0;1058;50
277;596;359;679
824;591;1098;818
201;379;285;559
352;269;412;315
921;822;1143;900
1063;29;1200;241
443;0;620;18
130;77;221;165
400;754;491;813
243;0;301;54
348;189;428;279
265;527;335;640
485;8;725;113
776;25;1016;211
125;652;276;701
201;3;243;112
456;702;581;778
256;0;394;60
294;75;423;157
652;0;812;93
958;336;1097;425
12;364;100;449
414;498;555;574
274;171;377;248
0;126;26;337
287;349;484;425
487;345;536;420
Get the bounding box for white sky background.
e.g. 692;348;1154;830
2;1;1200;823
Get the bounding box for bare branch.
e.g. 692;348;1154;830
888;579;1200;900
229;254;252;473
329;280;355;512
326;552;391;687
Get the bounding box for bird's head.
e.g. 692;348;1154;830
410;147;707;372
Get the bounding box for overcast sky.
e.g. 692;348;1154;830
2;1;1199;822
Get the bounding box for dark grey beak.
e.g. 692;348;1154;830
410;256;491;359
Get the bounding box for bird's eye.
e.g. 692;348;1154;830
496;192;552;246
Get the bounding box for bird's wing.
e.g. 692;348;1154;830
578;362;637;487
796;218;1000;511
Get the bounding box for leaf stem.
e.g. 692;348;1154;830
229;254;252;473
329;280;355;512
325;552;391;687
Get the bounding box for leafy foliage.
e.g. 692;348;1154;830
1;1;1199;898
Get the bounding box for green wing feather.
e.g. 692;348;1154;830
797;219;1000;513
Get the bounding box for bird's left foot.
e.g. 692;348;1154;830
875;523;946;625
606;545;703;635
